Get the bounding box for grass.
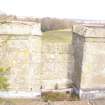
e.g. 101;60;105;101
41;91;79;101
42;29;72;43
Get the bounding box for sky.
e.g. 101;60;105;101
0;0;105;20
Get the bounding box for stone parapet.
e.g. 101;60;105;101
0;20;42;35
73;24;105;37
73;24;105;99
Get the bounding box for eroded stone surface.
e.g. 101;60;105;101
73;24;105;99
0;21;42;95
41;41;74;89
0;20;74;98
1;20;105;100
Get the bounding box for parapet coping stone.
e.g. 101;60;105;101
73;24;105;38
0;20;42;36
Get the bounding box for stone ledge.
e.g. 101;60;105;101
0;91;41;98
80;89;105;99
0;20;42;35
73;24;105;38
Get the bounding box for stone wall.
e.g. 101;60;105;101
0;20;74;98
0;21;42;97
42;41;74;90
1;20;105;100
73;24;105;99
7;36;42;92
72;34;85;89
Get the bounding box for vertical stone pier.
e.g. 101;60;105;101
73;24;105;99
0;20;42;98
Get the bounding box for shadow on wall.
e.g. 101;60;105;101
71;32;85;94
66;33;75;88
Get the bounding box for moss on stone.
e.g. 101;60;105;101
0;67;10;90
0;77;9;90
0;67;10;73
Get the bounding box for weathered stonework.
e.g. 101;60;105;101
73;24;105;99
41;42;74;90
0;20;105;100
0;20;74;98
0;20;42;98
